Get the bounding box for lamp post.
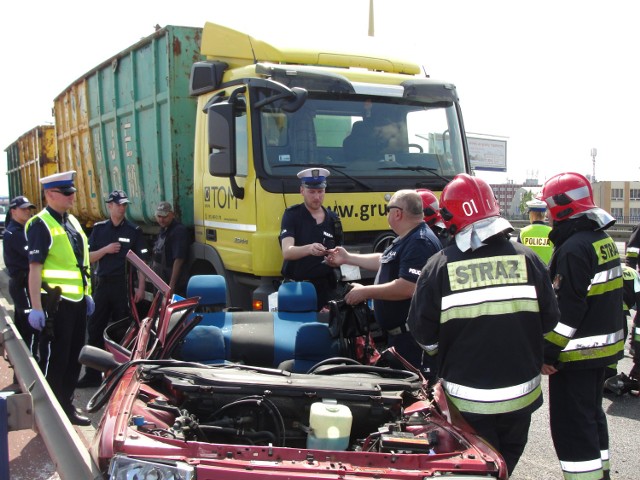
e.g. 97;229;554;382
590;148;597;182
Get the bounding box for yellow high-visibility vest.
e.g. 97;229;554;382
26;210;90;301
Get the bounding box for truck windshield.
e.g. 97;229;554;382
260;96;466;181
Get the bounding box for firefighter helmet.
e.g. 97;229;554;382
439;174;500;235
541;172;595;222
416;189;443;226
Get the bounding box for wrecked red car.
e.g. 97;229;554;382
79;251;507;479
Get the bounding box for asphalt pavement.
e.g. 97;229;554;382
1;242;639;479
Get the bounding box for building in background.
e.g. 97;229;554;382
489;179;640;225
592;181;640;224
490;178;541;219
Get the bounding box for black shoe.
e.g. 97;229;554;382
77;374;102;388
67;409;92;426
604;373;640;396
604;374;625;396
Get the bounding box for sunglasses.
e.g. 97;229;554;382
50;189;76;197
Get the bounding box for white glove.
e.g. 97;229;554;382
28;309;46;331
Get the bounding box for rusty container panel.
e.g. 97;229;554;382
4;125;58;211
54;25;202;228
54;81;102;225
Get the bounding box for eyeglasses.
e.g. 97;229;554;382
386;205;403;214
49;189;76;197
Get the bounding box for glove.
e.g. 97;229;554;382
85;295;95;316
28;309;46;331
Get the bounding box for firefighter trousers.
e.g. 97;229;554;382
462;410;532;476
549;367;609;480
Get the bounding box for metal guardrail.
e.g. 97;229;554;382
0;303;102;479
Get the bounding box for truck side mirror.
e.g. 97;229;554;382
207;102;236;177
280;87;308;113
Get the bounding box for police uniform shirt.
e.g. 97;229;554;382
3;219;30;277
279;203;340;280
154;219;189;267
374;222;442;331
27;206;86;268
89;218;148;277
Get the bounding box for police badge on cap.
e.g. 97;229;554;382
297;168;330;189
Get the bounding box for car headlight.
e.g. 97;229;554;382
108;455;195;480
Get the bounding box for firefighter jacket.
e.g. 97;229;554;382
518;221;553;264
545;215;625;370
626;223;640;270
407;234;560;416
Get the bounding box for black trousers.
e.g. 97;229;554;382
87;277;128;348
307;275;338;311
39;297;87;413
8;276;39;358
461;410;532;476
84;277;129;378
549;367;609;479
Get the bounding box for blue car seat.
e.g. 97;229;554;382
278;322;341;373
181;325;227;364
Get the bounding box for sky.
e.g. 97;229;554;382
1;0;639;198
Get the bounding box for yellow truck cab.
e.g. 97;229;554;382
191;23;469;309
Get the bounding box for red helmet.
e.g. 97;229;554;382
439;174;500;235
416;189;443;226
541;172;595;222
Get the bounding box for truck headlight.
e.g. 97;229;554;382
108;455;195;479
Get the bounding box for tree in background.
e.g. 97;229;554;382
520;190;535;217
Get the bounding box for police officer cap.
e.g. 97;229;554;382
40;170;77;193
526;198;547;212
106;190;130;205
297;168;330;188
9;195;36;209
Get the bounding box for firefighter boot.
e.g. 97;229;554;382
620;372;640;395
604;373;626;396
604;373;640;396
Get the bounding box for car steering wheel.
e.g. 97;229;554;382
309;362;419;381
306;357;361;374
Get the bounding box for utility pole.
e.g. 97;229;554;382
368;0;374;36
590;147;597;182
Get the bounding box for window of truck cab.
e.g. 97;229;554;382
259;97;466;179
235;94;248;177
